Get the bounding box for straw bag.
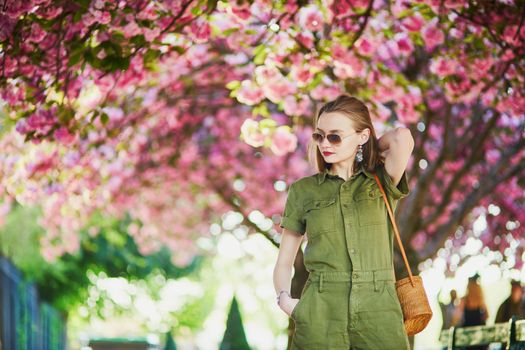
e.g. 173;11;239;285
373;173;433;336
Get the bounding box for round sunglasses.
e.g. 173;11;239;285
311;131;357;145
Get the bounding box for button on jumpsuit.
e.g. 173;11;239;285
279;163;411;350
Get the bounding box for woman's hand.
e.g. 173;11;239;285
279;293;300;317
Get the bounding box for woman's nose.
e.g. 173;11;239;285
320;136;331;148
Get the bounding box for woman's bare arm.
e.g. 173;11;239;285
273;228;305;315
380;127;414;187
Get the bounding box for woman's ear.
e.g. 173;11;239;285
361;127;371;144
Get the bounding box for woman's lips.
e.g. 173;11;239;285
322;151;334;156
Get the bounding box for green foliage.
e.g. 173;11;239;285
0;203;46;273
41;214;203;312
0;205;203;313
164;333;178;350
219;296;251;350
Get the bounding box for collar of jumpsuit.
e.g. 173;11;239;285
317;165;375;185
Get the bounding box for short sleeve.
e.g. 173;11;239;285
379;164;410;201
279;182;306;235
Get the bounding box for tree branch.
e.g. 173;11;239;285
421;111;500;228
419;131;525;261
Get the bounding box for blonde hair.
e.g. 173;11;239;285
464;279;485;308
307;94;384;173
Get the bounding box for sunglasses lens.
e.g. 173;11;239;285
312;132;323;142
327;134;342;144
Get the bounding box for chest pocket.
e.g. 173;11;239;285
303;197;337;238
354;186;387;227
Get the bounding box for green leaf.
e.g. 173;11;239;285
57;107;75;123
252;44;265;57
222;27;240;36
191;6;202;16
395;9;413;19
206;0;218;14
111;32;126;43
84;49;102;69
253;49;267;65
73;0;91;10
101;55;130;72
100;112;109;125
259;116;276;128
382;27;394;39
68;46;85;67
130;34;147;47
252;44;268;65
72;11;83;23
143;49;161;67
170;45;185;54
226;80;241;90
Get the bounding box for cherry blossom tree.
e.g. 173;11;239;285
1;0;524;290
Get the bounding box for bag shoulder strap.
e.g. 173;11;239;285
373;172;415;286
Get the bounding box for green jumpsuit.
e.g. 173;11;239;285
279;163;411;350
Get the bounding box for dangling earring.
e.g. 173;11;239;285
356;144;363;163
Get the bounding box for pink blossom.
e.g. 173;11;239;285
27;155;58;176
261;78;297;104
29;23;46;43
289;65;313;87
102;106;125;122
189;18;211;44
15;119;30;134
310;85;343;101
298;5;324;32
394;32;414;55
255;65;281;85
283;95;312;117
26;107;57;134
37;5;62;19
422;18;444;51
240;119;265;147
333;55;364;79
270;127;297;156
122;20;142;37
143;27;161;42
397;97;420;124
374;103;391;122
88;8;112;25
401;12;426;32
236;80;265;106
231;6;251;20
429;57;458;76
296;32;314;49
354;37;377;56
54;127;76;145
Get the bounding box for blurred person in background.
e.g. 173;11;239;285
440;289;458;330
452;274;489;350
495;280;525;323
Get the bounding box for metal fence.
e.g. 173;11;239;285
0;256;66;350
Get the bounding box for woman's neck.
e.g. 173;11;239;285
328;160;356;180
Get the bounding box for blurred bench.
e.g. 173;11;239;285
88;337;157;350
439;317;525;350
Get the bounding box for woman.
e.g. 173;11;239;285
452;275;489;350
273;94;414;349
